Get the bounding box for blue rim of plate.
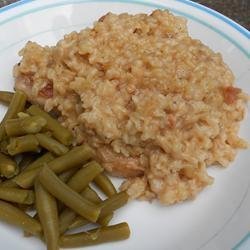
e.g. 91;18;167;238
233;233;250;250
0;0;249;249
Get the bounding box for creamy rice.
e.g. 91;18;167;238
14;10;249;205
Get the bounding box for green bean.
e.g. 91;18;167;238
99;191;129;218
0;90;26;141
35;133;69;156
0;200;41;236
39;166;101;223
0;91;14;104
0;179;18;188
0;152;19;178
82;186;113;226
59;183;105;234
98;212;113;226
13;167;42;189
59;186;103;234
14;153;53;189
35;181;59;250
70;212;113;231
14;145;93;188
59;222;130;248
57;169;78;212
61;186;113;233
17;112;30;118
44;144;93;174
81;186;102;204
24;152;55;172
4;116;47;137
27;105;73;145
59;208;78;235
59;178;102;232
0;187;34;204
67;161;103;192
94;172;117;197
7;135;39;155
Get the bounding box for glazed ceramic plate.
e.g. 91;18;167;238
0;0;249;249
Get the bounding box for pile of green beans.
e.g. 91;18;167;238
0;90;130;249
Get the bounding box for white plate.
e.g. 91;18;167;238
0;0;249;249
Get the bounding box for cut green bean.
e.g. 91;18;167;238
0;152;19;178
59;185;103;234
99;191;129;218
39;166;101;223
94;173;117;197
0;200;41;236
59;208;78;235
58;180;102;234
44;144;92;174
35;181;59;250
59;222;130;248
61;186;113;233
82;186;113;226
35;133;69;156
27;105;73;145
98;212;113;226
0;90;26;141
0;187;34;204
67;161;103;192
13;167;42;189
17;112;30;118
14;145;93;188
56;169;78;217
59;186;105;234
0;91;14;104
70;212;113;231
57;168;77;218
14;152;54;188
7;134;39;155
4;116;47;137
24;152;55;172
0;179;18;188
81;186;102;204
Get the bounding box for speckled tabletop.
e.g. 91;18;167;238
0;0;249;30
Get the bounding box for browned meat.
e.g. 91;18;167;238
96;147;145;178
222;86;241;105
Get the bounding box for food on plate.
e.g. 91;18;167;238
59;222;130;248
0;91;130;249
0;91;14;104
0;187;34;204
13;10;249;205
0;152;19;178
94;172;117;197
0;200;42;236
26;104;73;145
35;180;59;250
4;115;47;137
0;90;26;141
